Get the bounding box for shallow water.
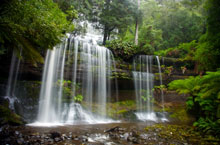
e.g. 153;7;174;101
1;122;219;145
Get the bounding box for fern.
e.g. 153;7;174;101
168;69;220;137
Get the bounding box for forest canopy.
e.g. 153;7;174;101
0;0;219;71
0;0;76;65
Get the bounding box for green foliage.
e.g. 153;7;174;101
169;76;201;95
56;80;82;102
107;100;136;119
111;71;131;80
0;0;75;65
145;124;220;144
169;70;220;137
140;89;154;103
193;118;220;136
156;1;204;49
74;94;83;103
57;80;72;98
117;100;135;107
0;105;24;125
154;85;167;93
194;0;220;71
195;35;220;71
164;66;174;76
106;39;137;60
155;40;198;60
138;25;163;54
119;0;204;55
154;0;220;72
169;106;193;123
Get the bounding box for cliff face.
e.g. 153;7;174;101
0;54;196;123
111;57;195;103
0;55;196;101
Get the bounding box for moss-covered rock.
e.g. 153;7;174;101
145;124;220;144
0;105;24;126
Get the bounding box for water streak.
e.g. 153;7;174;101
4;51;21;111
34;24;117;125
133;55;167;122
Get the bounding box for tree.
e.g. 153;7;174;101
194;0;220;71
0;0;75;65
134;0;140;45
97;0;136;45
138;24;163;54
155;0;204;49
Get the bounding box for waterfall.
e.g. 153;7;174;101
33;24;117;126
4;51;21;111
37;39;68;123
133;55;167;122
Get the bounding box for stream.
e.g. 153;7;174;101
1;122;215;145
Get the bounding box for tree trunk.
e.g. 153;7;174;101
134;0;140;45
107;30;111;40
103;0;111;45
103;27;108;45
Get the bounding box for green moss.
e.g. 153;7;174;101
116;109;127;114
145;124;220;144
170;107;192;122
111;71;132;80
106;100;136;119
0;105;24;126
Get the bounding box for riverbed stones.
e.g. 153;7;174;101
50;131;61;139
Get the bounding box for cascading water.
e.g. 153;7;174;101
156;56;167;121
133;55;167;122
4;51;21;111
32;23;117;126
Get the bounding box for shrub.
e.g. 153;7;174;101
168;70;220;137
106;39;137;61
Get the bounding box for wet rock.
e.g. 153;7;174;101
123;132;129;140
50;131;61;139
44;135;50;139
16;138;24;144
109;133;120;140
15;131;20;135
31;132;40;136
104;126;120;133
61;133;67;140
127;136;139;144
118;128;125;131
131;130;139;137
40;134;46;139
48;138;54;143
119;134;124;138
82;138;88;142
40;140;44;144
54;137;61;142
68;132;72;137
80;135;88;142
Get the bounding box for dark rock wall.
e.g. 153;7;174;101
0;55;196;122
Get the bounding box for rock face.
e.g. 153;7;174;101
0;100;24;126
0;54;196;123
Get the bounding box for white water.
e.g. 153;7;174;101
133;55;167;122
4;51;21;111
156;56;167;121
32;22;117;126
